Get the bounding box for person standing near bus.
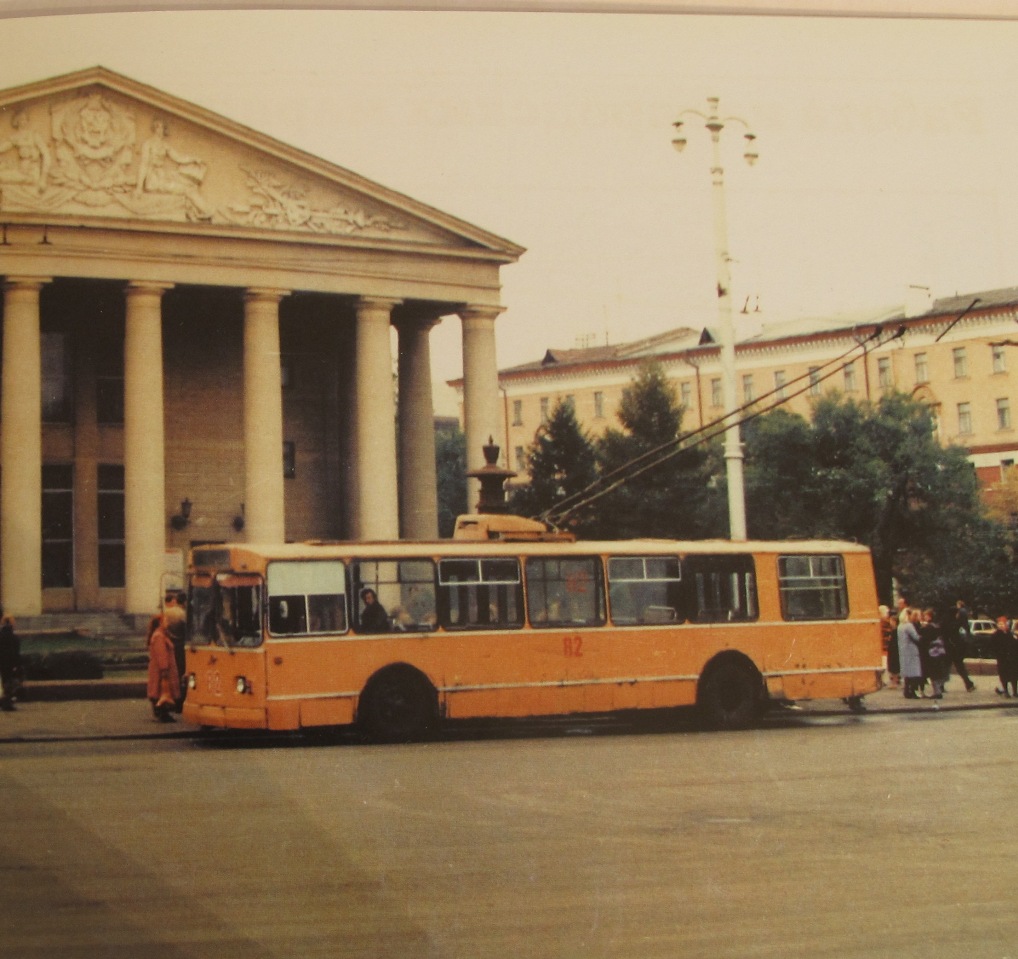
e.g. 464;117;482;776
0;607;22;711
147;605;185;722
881;605;900;687
897;607;923;700
990;616;1018;697
919;608;949;700
943;602;977;691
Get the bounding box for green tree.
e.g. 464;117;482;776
509;399;599;534
594;363;725;539
742;391;1017;606
435;421;466;538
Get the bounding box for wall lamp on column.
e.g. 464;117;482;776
170;498;192;531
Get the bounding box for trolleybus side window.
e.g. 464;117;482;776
685;555;758;623
188;574;217;645
267;560;347;637
778;554;848;620
526;556;606;628
438;558;523;629
215;574;263;647
354;559;437;633
608;555;684;625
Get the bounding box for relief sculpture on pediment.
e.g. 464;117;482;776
0;88;412;238
0;92;212;223
51;91;136;194
223;166;407;236
134;118;212;220
0;110;52;193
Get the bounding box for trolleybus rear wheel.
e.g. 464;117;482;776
698;660;762;730
358;667;438;743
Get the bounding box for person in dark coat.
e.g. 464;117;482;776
881;605;900;687
990;616;1018;697
0;607;22;711
919;608;950;700
359;589;390;633
942;603;976;691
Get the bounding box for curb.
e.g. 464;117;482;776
20;678;146;702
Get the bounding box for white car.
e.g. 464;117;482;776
965;618;996;658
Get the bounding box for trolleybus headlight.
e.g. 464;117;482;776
235;676;251;694
186;673;197;691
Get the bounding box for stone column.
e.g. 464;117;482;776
0;277;48;615
396;316;439;540
353;297;400;541
124;281;172;615
460;306;504;512
243;288;288;544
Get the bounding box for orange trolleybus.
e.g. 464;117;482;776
181;513;884;740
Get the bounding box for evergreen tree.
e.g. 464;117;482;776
508;399;599;534
594;363;725;539
435;421;466;538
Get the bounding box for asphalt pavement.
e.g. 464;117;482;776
0;662;1013;743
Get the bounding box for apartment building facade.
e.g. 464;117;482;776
488;288;1018;492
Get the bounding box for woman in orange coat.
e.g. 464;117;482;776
147;605;185;722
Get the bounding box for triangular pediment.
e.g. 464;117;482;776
0;67;523;259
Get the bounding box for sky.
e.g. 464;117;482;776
1;9;1018;412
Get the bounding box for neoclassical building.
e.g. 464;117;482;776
0;67;522;617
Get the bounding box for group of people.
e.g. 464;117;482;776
886;598;1018;701
887;602;971;701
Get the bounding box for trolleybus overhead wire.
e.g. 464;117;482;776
539;322;906;531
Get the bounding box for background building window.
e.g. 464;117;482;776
993;345;1008;374
808;367;820;396
843;361;857;392
743;373;755;402
957;402;973;435
512;399;522;425
539;397;549;421
514;446;526;472
953;347;968;378
680;382;692;409
593;391;604;418
42;464;74;588
877;356;893;391
710;377;722;407
914;352;929;384
774;370;786;399
97;464;125;587
42;332;73;423
997;397;1012;430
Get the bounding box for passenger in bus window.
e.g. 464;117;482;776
359;588;390;633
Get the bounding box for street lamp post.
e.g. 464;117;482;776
672;96;758;541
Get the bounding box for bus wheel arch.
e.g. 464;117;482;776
697;652;765;730
356;664;439;743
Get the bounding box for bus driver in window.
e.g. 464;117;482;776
359;588;390;633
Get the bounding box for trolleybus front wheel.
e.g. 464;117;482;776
697;659;763;731
357;666;439;743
